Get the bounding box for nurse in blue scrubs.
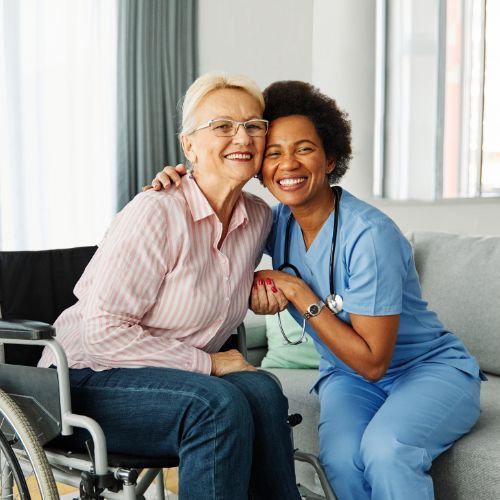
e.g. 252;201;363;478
250;81;484;500
148;80;483;500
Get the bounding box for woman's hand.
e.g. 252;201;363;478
210;349;257;376
250;270;299;315
143;164;187;191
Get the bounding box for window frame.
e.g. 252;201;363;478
374;0;491;201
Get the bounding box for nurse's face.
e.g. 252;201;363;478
262;115;335;210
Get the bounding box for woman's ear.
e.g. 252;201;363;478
181;135;197;164
326;158;336;176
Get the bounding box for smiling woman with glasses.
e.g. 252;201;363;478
38;72;301;500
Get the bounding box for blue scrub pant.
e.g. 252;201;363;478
53;367;300;500
317;363;481;500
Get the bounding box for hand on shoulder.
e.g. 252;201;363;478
143;164;187;191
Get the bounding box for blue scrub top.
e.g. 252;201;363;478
265;190;482;382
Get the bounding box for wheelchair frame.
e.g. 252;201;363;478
0;321;336;500
0;325;170;499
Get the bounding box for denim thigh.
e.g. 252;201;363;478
54;366;253;458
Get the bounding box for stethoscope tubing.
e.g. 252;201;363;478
277;186;343;345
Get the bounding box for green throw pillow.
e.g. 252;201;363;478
260;310;320;369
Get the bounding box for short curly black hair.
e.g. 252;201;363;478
263;81;352;185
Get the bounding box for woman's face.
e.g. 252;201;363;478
182;88;265;185
262;115;335;209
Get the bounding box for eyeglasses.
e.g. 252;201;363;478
191;118;269;137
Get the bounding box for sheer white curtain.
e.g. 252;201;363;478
0;0;117;250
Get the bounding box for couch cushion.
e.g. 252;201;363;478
431;374;500;499
243;310;267;349
411;232;500;375
261;311;320;369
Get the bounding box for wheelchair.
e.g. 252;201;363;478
0;246;336;499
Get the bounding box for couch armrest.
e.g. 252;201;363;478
0;319;55;340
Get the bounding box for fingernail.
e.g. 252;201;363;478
257;279;263;286
265;278;272;285
271;287;278;293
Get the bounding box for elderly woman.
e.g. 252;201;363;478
37;73;301;500
152;80;483;500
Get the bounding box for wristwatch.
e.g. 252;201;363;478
303;300;326;320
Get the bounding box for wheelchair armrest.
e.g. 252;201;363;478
0;319;55;340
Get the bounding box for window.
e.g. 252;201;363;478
375;0;500;200
0;0;117;250
481;0;500;195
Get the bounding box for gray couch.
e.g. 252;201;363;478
245;231;500;499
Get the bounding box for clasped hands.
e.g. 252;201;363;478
210;270;288;377
210;271;293;376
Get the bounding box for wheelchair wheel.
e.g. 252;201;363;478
0;389;58;499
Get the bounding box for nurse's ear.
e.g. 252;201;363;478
326;157;336;176
326;158;336;187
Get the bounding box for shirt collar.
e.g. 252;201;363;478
181;176;249;229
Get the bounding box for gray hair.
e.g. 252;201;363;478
180;72;264;136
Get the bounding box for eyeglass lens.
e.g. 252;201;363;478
209;119;268;137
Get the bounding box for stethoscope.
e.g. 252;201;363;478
277;186;344;345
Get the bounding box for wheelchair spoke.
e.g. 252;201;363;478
0;437;24;499
0;458;14;490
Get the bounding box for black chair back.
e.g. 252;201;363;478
0;246;97;365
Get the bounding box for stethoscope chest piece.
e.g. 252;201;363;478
326;293;343;314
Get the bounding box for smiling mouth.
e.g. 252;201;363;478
225;153;253;160
278;177;306;186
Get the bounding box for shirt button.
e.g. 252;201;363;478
225;297;230;302
224;276;229;281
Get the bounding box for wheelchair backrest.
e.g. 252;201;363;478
0;246;97;366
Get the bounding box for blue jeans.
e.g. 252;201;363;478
56;367;300;500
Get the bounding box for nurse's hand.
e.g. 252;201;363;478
210;349;257;376
250;274;289;315
143;164;187;191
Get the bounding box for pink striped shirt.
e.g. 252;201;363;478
38;177;271;374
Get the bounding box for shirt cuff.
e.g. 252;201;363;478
191;349;212;375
